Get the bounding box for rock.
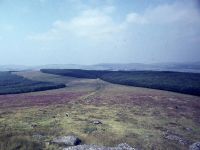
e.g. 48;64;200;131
31;123;37;128
189;142;200;150
164;134;187;145
117;143;134;150
63;145;108;150
52;135;81;146
185;127;193;132
32;134;45;141
63;143;135;150
91;120;102;125
66;113;69;117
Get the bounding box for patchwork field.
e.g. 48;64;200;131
0;71;200;150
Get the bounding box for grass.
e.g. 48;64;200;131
0;71;200;149
0;135;44;150
1;102;199;149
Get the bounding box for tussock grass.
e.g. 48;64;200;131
0;71;200;149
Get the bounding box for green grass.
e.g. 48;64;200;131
1;102;199;149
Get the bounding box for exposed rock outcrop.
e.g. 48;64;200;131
52;135;81;146
117;143;134;149
164;134;186;145
163;131;188;145
189;142;200;150
63;143;135;150
91;120;102;125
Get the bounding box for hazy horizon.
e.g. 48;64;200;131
4;61;200;69
1;0;200;65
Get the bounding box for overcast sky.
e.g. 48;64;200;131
0;0;200;65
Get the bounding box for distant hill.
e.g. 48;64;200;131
1;62;200;73
87;62;200;72
0;65;30;71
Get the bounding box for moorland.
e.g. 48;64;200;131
0;70;200;150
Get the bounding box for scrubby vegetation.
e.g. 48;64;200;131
0;71;200;149
41;69;200;96
0;71;65;95
0;134;44;150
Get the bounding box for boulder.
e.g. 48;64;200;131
117;143;134;150
189;142;200;150
63;144;108;150
185;127;193;132
91;120;102;125
164;134;187;145
32;134;45;141
63;143;135;150
52;135;81;146
31;123;37;128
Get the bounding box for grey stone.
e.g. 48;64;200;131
91;120;102;125
31;123;37;128
117;143;134;150
164;134;187;145
63;145;109;150
186;127;193;132
189;142;200;150
63;143;135;150
52;135;81;146
32;134;45;141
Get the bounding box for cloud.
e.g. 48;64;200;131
126;13;147;24
145;1;200;25
102;5;116;14
67;8;120;39
28;0;200;44
124;0;200;26
28;6;121;41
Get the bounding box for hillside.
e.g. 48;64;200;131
40;69;200;96
0;71;65;95
0;70;199;150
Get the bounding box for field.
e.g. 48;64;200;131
0;72;65;95
0;71;200;150
41;69;200;96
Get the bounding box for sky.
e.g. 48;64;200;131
0;0;200;65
